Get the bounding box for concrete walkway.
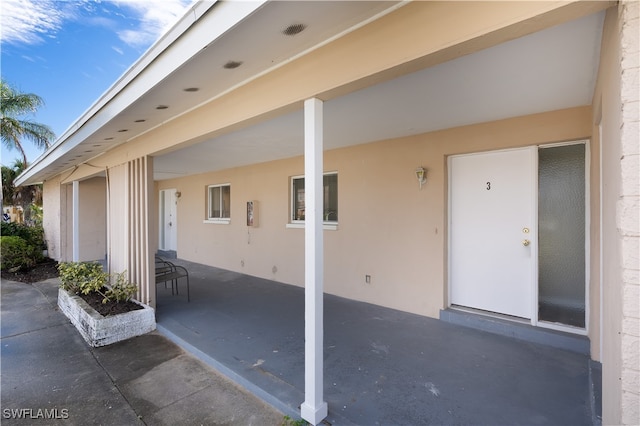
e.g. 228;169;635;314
0;278;284;425
157;258;600;426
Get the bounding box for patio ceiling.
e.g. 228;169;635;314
154;9;605;180
17;1;605;184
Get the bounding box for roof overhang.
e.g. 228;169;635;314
16;0;611;186
16;0;406;185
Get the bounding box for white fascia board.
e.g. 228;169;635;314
16;0;269;186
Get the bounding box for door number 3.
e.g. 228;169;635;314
486;182;491;190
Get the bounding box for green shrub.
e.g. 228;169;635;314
30;204;43;226
281;416;309;426
25;225;45;251
104;272;138;303
1;222;45;254
58;263;137;304
0;236;36;271
2;222;30;241
58;262;109;295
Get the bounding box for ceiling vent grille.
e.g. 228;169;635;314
283;23;306;36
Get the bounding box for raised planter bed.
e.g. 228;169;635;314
58;288;155;347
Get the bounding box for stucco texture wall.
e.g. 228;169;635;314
42;176;106;262
42;176;65;261
77;177;107;262
157;106;591;319
594;2;639;424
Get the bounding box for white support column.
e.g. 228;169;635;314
300;98;328;425
72;181;80;262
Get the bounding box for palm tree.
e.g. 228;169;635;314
1;160;43;223
1;80;55;165
1;163;17;205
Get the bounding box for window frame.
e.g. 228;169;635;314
204;183;231;224
288;172;338;230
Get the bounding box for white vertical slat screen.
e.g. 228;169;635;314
107;157;154;306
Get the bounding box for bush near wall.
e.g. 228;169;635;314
1;222;45;251
0;236;37;271
0;222;45;271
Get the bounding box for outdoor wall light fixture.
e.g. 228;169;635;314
415;167;427;189
175;191;182;199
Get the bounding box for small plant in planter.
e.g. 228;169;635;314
57;262;155;347
58;262;141;316
58;261;108;296
104;272;138;303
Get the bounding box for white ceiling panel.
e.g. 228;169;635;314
154;10;605;179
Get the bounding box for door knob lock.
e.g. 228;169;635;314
522;239;530;247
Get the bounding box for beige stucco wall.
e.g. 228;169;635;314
595;2;640;424
64;184;73;261
157;106;591;318
42;175;65;261
77;177;107;262
106;163;127;276
42;175;106;262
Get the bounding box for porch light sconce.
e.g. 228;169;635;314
415;167;427;189
175;191;182;199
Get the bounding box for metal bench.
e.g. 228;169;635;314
155;257;190;302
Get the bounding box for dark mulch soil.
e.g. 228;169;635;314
1;257;60;283
79;288;143;316
2;259;141;317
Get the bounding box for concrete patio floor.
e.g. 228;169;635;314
156;257;601;426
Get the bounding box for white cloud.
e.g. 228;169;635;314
0;0;193;48
114;0;194;48
0;0;66;45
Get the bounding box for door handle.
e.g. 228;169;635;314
522;239;530;247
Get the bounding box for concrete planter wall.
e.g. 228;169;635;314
58;288;155;347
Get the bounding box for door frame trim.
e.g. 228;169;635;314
447;141;590;336
158;188;178;251
529;145;540;326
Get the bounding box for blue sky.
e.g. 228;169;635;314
1;0;194;167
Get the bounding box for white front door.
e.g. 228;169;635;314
159;189;177;251
450;148;535;319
